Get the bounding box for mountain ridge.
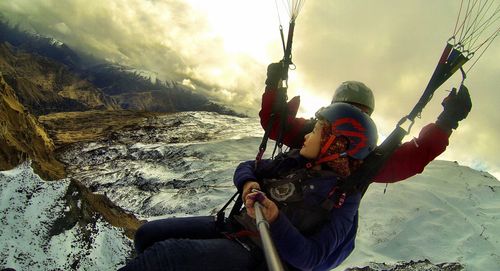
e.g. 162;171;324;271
0;20;246;117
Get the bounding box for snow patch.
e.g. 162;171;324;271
0;162;133;270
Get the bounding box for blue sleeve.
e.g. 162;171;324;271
269;193;361;270
233;160;257;191
233;159;274;191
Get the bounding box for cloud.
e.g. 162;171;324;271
0;0;268;113
1;0;499;179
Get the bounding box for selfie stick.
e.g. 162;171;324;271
254;201;285;271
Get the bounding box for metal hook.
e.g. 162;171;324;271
447;36;457;46
397;115;415;135
397;116;415;135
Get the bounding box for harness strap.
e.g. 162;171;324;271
329;126;408;207
257;87;289;164
222;231;255;252
216;191;241;229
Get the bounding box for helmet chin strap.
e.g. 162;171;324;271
320;135;336;154
305;135;347;169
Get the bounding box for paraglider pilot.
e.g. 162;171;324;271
260;62;472;183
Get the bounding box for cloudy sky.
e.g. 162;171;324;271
1;0;499;179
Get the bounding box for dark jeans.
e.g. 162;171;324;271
118;216;264;271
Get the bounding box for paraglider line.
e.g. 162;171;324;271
465;27;499;74
453;0;465;35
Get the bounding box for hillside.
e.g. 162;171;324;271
81;63;244;115
38;110;164;148
0;163;137;270
338;160;500;270
0;73;64;180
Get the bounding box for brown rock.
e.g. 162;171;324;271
0;73;65;180
39;110;162;148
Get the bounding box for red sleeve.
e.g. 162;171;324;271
373;123;451;183
259;87;313;149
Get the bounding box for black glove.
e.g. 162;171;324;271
436;85;472;130
265;62;284;89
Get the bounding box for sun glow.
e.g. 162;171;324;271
184;0;279;63
294;93;327;118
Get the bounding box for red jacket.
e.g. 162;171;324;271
259;87;451;183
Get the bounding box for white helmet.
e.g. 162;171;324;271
332;81;375;115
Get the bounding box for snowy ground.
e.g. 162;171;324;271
338;160;500;270
1;112;499;270
0;162;133;271
57;112;268;219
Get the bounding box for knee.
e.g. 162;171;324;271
134;223;152;253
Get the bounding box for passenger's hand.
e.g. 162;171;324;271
244;189;279;223
436;85;472;130
242;181;260;203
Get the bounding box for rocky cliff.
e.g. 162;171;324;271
39;110;163;148
0;73;65;180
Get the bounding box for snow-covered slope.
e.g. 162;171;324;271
339;160;500;270
0;162;133;271
58;111;266;219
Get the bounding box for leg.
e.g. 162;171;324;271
134;216;221;253
119;238;261;271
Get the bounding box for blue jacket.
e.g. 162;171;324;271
233;152;361;271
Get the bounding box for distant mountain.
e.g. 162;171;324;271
0;41;121;178
0;42;120;115
0;20;243;176
0;20;85;69
81;63;245;115
0;20;245;117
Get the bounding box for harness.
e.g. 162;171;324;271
216;151;348;230
261;168;342;234
219;150;347;240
